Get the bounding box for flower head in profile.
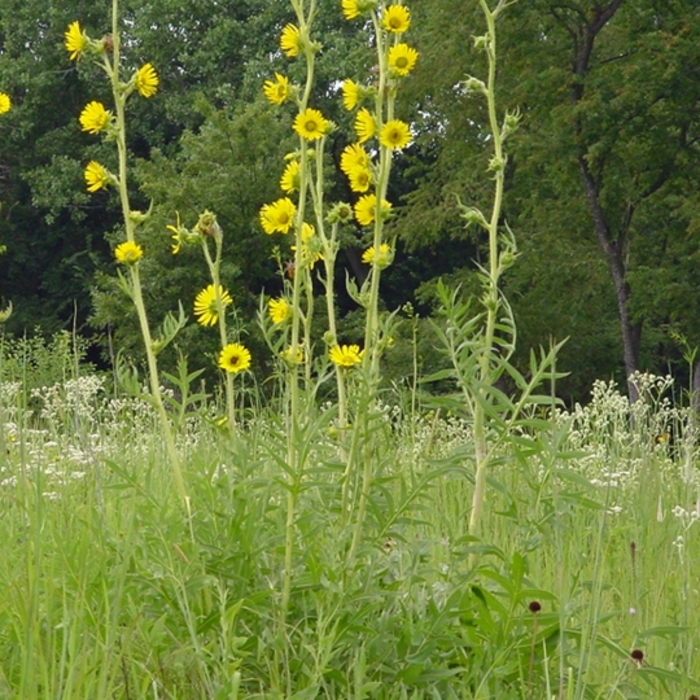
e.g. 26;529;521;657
342;79;363;111
382;5;411;33
194;284;233;327
388;44;419;76
263;73;290;105
65;21;89;61
380;119;412;150
280;24;302;57
135;63;158;98
330;344;363;368
293;108;330;141
354;108;376;143
347;165;372;193
280;159;300;193
280;346;304;364
0;92;11;115
340;143;370;174
114;241;143;265
362;243;393;269
354;193;392;226
260;197;296;234
268;297;291;324
341;0;361;19
84;161;111;192
219;343;252;374
79;101;111;134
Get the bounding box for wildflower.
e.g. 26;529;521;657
342;79;362;111
194;284;233;327
166;211;188;254
340;143;370;174
268;297;291;324
114;241;143;265
347;165;372;193
65;21;88;61
329;344;363;367
380;119;412;150
388;44;418;76
292;223;323;269
361;243;392;268
354;108;376;143
293;108;329;141
528;601;542;613
280;159;300;193
354;193;392;226
135;63;158;98
341;0;361;19
263;72;290;105
219;343;252;374
79;101;111;134
0;92;11;114
260;197;296;234
84;161;111;192
280;23;302;57
382;5;411;33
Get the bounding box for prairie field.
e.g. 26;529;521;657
1;338;698;700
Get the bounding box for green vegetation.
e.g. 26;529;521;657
1;0;700;697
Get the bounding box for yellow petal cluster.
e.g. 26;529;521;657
280;24;302;57
340;143;370;174
362;243;393;268
382;5;411;33
79;101;111;134
114;241;143;265
293;108;329;141
354;193;392;227
0;92;11;114
84;161;110;192
354;108;376;143
135;63;159;98
218;343;252;374
329;344;363;368
268;297;291;324
260;198;296;234
65;21;88;61
342;79;362;111
263;73;290;105
194;284;233;327
280;160;300;193
379;119;412;150
388;44;419;76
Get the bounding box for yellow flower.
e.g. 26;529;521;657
362;243;393;268
293;108;329;141
194;284;233;327
114;241;143;265
379;119;412;150
268;297;291;324
135;63;159;98
341;0;361;19
0;92;11;114
65;21;88;61
388;43;418;76
280;159;300;193
354;193;392;226
329;344;363;368
260;197;296;234
84;161;110;192
347;165;372;193
340;143;370;174
79;101;111;134
280;23;302;57
354;108;376;143
219;343;252;374
263;73;290;105
382;5;411;33
342;79;362;111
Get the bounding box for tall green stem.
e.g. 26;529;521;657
468;0;507;539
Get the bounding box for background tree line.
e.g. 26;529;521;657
0;0;698;404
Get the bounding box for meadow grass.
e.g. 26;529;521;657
0;345;698;699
